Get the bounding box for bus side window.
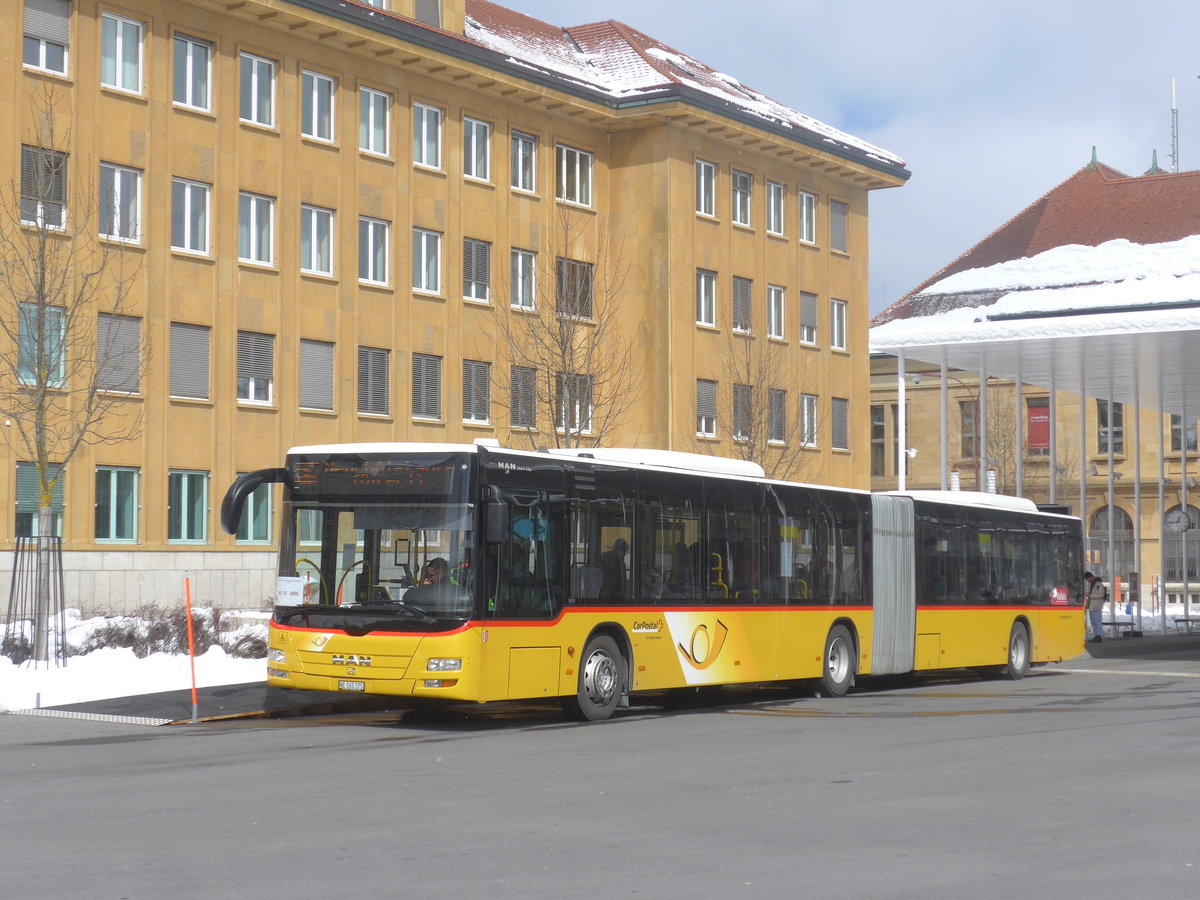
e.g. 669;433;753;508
488;492;564;619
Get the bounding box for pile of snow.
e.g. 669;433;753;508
1;609;268;712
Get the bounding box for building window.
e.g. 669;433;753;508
511;365;536;429
359;86;390;155
20;145;67;229
1170;414;1199;453
168;470;209;543
95;466;138;542
463;359;491;423
696;269;716;326
173;34;211;110
16;462;63;537
801;393;818;446
695;159;716;216
17;302;64;386
696;379;717;437
463;117;491;181
239;52;275;126
831;397;849;450
170;322;210;399
463;238;491;302
799;191;817;243
299;339;334;411
101;13;142;93
800;292;817;344
236;331;274;404
238;191;274;265
97;313;140;393
99;163;140;242
300;70;334;141
412;353;442;419
412;228;441;293
959;400;977;458
1027;398;1050;456
768;388;787;443
23;0;70;75
413;102;442;168
732;276;752;334
871;405;886;476
555;373;592;432
235;478;272;543
831;299;847;350
1097;400;1124;455
357;346;389;415
511;249;536;309
555;143;592;206
511;131;537;192
830;199;848;252
358;216;389;284
171;178;210;254
767;181;785;235
556;258;593;318
731;169;752;226
300;204;333;275
733;383;752;440
767;285;785;339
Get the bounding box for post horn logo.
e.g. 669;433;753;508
677;619;729;670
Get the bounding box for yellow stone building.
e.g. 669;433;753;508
2;0;907;612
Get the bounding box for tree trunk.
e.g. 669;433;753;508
32;504;53;663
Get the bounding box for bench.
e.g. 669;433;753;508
1174;617;1200;634
1102;621;1143;637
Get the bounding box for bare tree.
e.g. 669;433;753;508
0;87;145;661
490;211;640;449
694;321;824;482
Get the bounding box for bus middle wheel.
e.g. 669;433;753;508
816;624;855;697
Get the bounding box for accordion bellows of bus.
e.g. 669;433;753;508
222;442;1084;721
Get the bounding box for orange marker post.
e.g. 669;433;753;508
184;570;199;723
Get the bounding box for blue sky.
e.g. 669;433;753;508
501;0;1200;314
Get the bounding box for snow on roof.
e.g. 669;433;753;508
463;1;904;171
871;235;1200;348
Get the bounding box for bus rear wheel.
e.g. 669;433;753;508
1003;622;1031;680
816;625;855;697
563;634;625;721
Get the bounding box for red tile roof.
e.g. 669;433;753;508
874;162;1200;324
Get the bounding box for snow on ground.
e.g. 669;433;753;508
1;609;269;712
4;604;1197;714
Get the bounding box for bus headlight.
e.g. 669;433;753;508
268;648;287;663
427;658;462;672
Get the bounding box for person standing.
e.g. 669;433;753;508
1084;572;1108;643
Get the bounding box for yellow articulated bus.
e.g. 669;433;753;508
221;442;1083;721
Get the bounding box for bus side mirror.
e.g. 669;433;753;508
485;500;510;544
220;467;289;535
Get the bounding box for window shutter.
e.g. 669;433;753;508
299;339;334;410
733;276;752;331
697;379;717;418
463;359;490;421
16;462;64;513
769;388;786;441
170;322;210;399
24;0;71;44
830;200;848;252
21;146;67;206
832;397;849;449
97;313;140;392
412;353;441;418
237;331;274;382
357;346;389;414
511;365;535;428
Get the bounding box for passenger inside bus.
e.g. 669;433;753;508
599;538;629;601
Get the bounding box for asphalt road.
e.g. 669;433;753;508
3;649;1199;899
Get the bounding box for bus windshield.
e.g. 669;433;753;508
279;500;475;620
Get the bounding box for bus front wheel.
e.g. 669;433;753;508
816;625;855;697
1003;622;1031;680
563;635;625;722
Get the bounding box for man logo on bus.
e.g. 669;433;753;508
677;619;729;670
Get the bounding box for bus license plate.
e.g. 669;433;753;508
338;680;365;692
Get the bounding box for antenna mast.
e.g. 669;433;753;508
1171;76;1179;173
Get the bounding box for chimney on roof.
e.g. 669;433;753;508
1144;150;1166;176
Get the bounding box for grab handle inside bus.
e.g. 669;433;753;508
221;467;291;535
